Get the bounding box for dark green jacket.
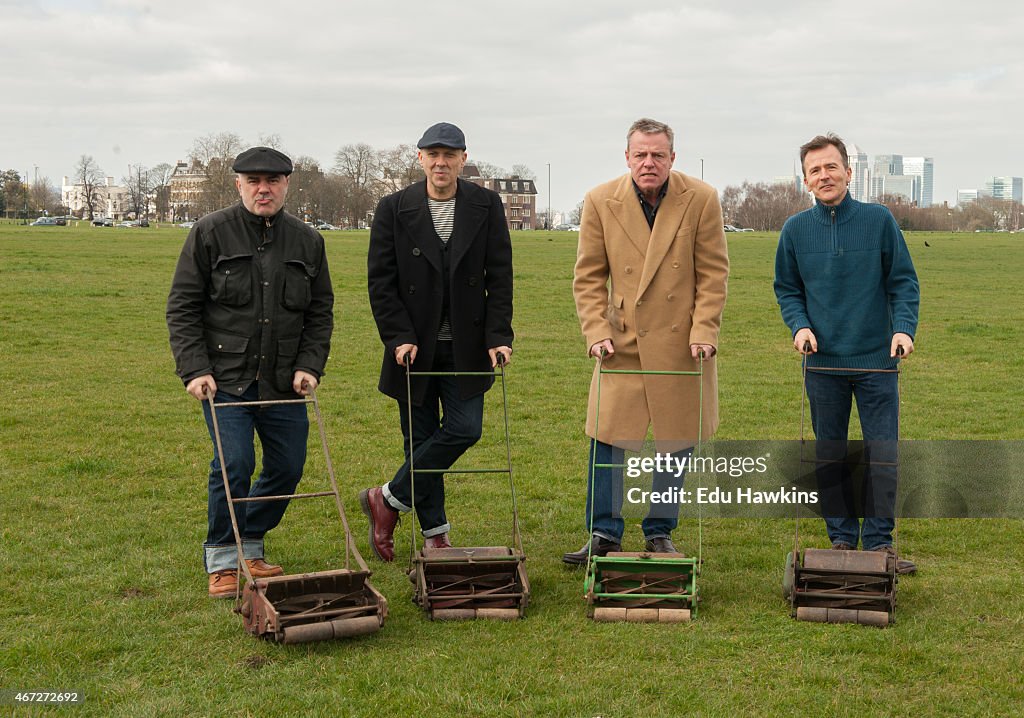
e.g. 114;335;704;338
166;203;334;399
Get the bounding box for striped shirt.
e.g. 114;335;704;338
428;197;456;340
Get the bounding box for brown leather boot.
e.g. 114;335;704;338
424;533;452;550
245;558;284;578
358;487;399;561
208;569;238;599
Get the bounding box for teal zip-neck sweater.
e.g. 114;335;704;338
774;191;919;370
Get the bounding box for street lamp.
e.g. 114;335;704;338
546;163;551;230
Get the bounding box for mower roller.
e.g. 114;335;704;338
207;389;387;644
782;344;903;627
583;351;704;623
404;354;530;620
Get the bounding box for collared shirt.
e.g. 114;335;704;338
633;180;669;229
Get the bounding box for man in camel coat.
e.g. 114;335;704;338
564;117;729;564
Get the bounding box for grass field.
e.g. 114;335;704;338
1;224;1022;717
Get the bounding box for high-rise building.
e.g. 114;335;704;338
957;189;981;206
902;157;934;207
983;176;1023;203
869;154;902;201
877;174;919;205
846;144;871;202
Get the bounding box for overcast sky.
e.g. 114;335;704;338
3;0;1021;211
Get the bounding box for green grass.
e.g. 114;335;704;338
1;225;1022;717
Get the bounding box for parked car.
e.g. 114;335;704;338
312;221;339;231
31;217;59;226
177;221;195;229
723;224;739;232
92;217;114;227
737;227;754;232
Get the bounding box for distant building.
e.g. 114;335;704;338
168;160;207;221
846;144;871;202
61;175;129;220
957;189;984;207
983;176;1023;203
460;166;538;230
870;154;902;201
877;174;919;205
902;156;934;207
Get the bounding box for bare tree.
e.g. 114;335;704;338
122;164;150;219
473;161;508;179
190;132;244;215
510;164;536;180
333;143;378;228
74;155;105;220
720;181;811;231
569;199;585;225
149;162;175;221
30;176;61;216
375;144;420;195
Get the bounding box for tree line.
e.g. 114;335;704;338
719;180;1022;233
1;132;536;225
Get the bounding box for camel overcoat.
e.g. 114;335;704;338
573;171;729;449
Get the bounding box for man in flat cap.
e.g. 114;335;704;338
167;146;334;597
359;122;514;561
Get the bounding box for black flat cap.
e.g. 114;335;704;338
232;146;293;175
417;122;466;150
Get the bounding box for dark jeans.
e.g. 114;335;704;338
586;439;692;541
805;369;899;550
384;341;484;537
201;383;308;572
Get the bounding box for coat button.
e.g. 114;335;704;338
639;329;647;337
625;266;633;274
468;277;478;286
412;247;421;256
408;285;416;294
636;299;643;306
672;262;679;268
224;270;230;275
217;344;223;349
671;324;679;332
667;293;675;301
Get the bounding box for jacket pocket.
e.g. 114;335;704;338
605;293;626;332
210;253;253;306
274;336;301;392
205;329;249;376
282;259;316;310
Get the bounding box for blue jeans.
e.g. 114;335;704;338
586;439;691;541
383;341;484;537
805;370;899;550
201;384;309;573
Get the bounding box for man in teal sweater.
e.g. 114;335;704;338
774;133;919;574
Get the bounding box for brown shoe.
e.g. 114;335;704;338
245;558;284;578
424;533;452;549
872;545;917;575
208;569;238;599
358;487;399;562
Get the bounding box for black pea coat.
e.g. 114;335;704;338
367;179;514;405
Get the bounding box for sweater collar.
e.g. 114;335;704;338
812;190;855;223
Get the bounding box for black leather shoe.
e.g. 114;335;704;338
644;536;679;554
562;535;621;565
872;545;917;575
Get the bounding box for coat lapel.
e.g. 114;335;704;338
637;172;693;299
450;180;489;270
607;175;651;258
397;181;442;273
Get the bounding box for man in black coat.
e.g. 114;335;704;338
359;122;514;561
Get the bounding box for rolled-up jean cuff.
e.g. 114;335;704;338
422;523;451;538
382;483;412;513
204;539;264;574
644;532;671;540
593;530;620;542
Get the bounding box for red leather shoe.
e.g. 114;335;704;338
358;487;399;561
245;558;284;578
424;533;451;550
208;569;238;599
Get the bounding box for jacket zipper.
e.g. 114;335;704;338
830;207;838;256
